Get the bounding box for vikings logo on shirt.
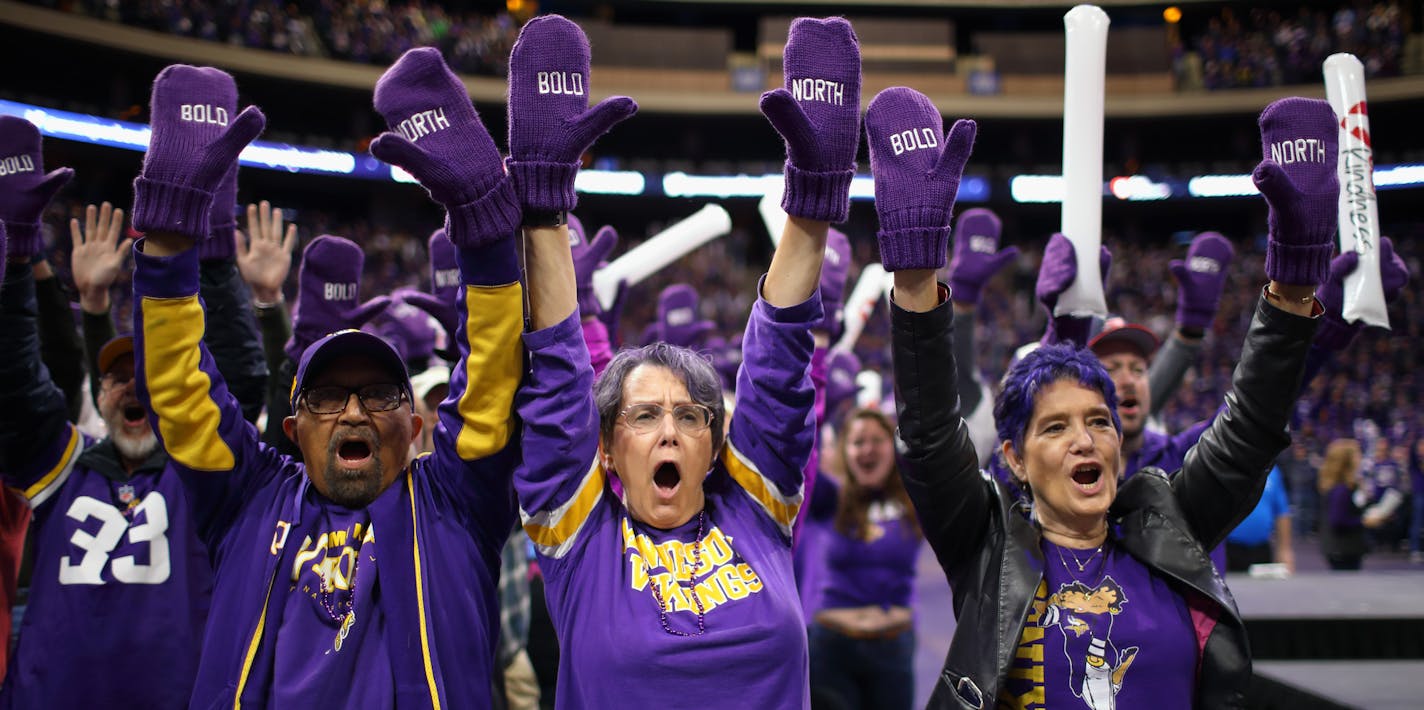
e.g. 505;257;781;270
621;518;765;615
1038;577;1138;710
291;521;376;594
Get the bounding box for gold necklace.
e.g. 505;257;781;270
1056;542;1104;573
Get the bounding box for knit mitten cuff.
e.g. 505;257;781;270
507;160;579;213
132;177;214;240
877;226;950;272
199;222;237;262
1175;302;1216;333
947;276;983;306
444;175;522;249
782;163;853;223
1265;239;1333;286
1;220;42;258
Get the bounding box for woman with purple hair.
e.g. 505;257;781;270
866;90;1332;708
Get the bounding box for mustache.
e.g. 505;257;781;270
327;426;381;456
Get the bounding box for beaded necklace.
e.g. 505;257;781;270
648;509;708;637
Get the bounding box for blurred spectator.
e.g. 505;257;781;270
1318;439;1370;570
1226;465;1294;572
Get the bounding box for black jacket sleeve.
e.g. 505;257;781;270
255;301;302;459
1173;294;1319;548
891;286;991;575
34;272;85;422
0;264;71;473
198;259;268;424
81;309;117;407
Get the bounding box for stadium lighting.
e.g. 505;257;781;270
1108;175;1172;201
662;172;783;198
1374;163;1424;189
1186;174;1258;198
1010;175;1065;203
575;170;646;196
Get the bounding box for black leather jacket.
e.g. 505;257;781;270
891;290;1317;710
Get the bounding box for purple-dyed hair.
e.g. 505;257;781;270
993;343;1122;456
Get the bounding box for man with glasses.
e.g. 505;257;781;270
121;47;598;705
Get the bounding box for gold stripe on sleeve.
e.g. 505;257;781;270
455;283;524;461
141;295;235;471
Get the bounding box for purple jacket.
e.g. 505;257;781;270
132;245;523;709
516;287;820;709
0;266;209;709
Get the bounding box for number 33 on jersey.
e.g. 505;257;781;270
58;491;171;585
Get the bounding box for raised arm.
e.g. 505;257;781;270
496;16;636;560
69;201;131;405
129;65;277;543
1172;98;1329;547
1151;231;1235;415
369;46;542;547
868;86;989;571
33;258;86;422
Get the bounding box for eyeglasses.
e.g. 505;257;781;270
300;383;407;415
101;371;134;389
618;403;714;435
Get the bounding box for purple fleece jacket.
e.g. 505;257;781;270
131;242;523;709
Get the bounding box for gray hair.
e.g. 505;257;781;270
594;342;727;453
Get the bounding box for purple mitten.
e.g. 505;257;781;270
1316;236;1411;350
1255;97;1338;286
0;116;74;258
133;65;265;240
759;18;862;222
948;208;1019;305
1036;233;1112;347
654;284;715;348
198;165;240;261
1169;231;1235;332
284;235;393;362
824;349;861;420
1;222;7;269
710;334;743;392
371;48;519;247
401;228;461;342
865;87;976;271
571;217;618;320
600;278;629;347
506;16;637;213
381;289;440;365
815;228;852;339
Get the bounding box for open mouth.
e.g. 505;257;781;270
1071;463;1103;488
337;439;373;465
653;461;681;496
1118;397;1139;416
123;406;146;424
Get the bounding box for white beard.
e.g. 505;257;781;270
112;429;159;462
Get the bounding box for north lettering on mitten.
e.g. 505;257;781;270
1268;138;1327;165
396;107;452;142
790;78;844;105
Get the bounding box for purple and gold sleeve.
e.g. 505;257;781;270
514;312;605;562
132;244;280;540
427;241;526;544
724;285;821;540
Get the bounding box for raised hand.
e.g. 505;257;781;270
285;235;391;362
69;202;131;314
1035;233;1111;316
1254;97;1338;287
948;208;1019;306
1168;231;1235;333
400;229;460;344
1315;236;1411;350
132;65;265;245
569;215;619;320
760;18;861;223
865;87;975;273
370;48;519;247
235;200;297;304
0;116;74;260
507;15;637;213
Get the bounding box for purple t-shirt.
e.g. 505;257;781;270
997;540;1197;710
271;501;393;708
817;482;921;610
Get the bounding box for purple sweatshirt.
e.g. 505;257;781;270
516;289;820;709
0;265;210;709
810;477;921;611
131;243;523;709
